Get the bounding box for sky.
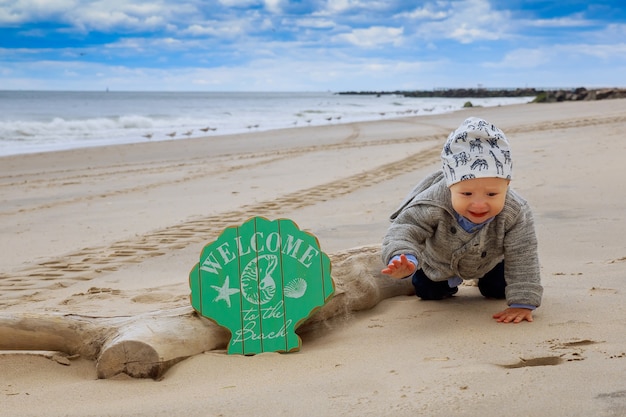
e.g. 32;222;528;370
1;0;625;91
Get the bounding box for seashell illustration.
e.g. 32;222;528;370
284;277;307;299
241;254;277;305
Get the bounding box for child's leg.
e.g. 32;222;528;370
477;261;506;299
412;269;458;300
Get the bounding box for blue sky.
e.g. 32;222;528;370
1;0;625;91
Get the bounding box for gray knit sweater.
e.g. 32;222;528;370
381;171;543;307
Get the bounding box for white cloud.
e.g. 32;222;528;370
104;36;204;54
264;0;283;14
291;17;336;29
0;0;197;32
172;55;438;91
0;51;442;91
320;0;387;15
411;0;512;43
396;3;449;20
69;1;199;32
2;0;626;91
3;41;625;91
217;0;259;7
121;2;167;17
526;15;591;28
0;46;46;57
182;22;246;38
0;0;77;23
0;9;22;24
449;23;501;44
486;48;549;69
562;43;626;61
334;26;404;48
144;16;166;28
323;0;362;14
587;22;626;43
487;42;626;71
74;9;140;31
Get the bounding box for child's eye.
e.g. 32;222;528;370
462;192;472;196
487;193;499;197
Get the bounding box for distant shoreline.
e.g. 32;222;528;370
337;87;626;102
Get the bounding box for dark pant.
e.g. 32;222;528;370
412;262;506;300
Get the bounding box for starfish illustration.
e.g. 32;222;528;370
211;276;240;308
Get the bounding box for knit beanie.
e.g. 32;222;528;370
441;117;513;187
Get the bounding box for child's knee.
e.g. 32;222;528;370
477;280;506;299
413;273;458;300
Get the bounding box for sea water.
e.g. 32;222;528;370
0;91;533;157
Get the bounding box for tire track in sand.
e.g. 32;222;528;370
0;132;441;217
0;145;442;306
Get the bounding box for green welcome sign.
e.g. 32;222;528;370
189;217;334;355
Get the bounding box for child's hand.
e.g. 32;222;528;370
493;307;534;323
381;254;416;279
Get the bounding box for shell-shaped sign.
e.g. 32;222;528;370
189;217;334;355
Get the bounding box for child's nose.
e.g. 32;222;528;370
471;197;488;208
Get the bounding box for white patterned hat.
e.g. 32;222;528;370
441;117;513;187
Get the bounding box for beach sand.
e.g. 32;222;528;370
1;100;626;416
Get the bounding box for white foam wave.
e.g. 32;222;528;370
0;92;533;156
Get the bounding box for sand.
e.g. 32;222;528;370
1;99;626;416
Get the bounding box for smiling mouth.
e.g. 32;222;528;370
469;211;489;218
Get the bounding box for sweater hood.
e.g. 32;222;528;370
390;171;452;221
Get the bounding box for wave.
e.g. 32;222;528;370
0;92;533;156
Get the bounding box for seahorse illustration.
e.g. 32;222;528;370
489;150;504;175
241;254;277;305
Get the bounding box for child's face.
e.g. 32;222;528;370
449;177;510;223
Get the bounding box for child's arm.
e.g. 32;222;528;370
492;307;533;323
381;254;416;279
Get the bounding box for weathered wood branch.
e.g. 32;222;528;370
0;245;413;379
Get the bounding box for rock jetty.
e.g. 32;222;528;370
337;87;626;102
532;87;626;102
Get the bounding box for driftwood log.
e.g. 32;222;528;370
0;245;414;379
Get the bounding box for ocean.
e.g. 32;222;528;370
0;91;533;157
